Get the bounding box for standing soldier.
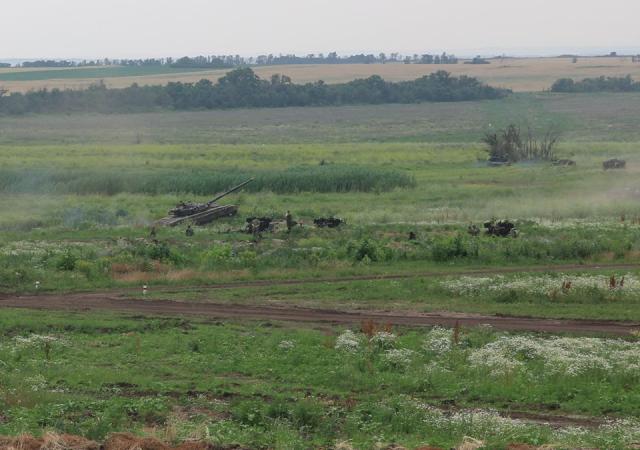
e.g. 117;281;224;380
285;210;296;232
185;225;194;237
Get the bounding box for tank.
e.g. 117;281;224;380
156;178;253;226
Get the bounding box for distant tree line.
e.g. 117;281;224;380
464;56;490;65
551;75;640;92
0;68;509;115
10;52;462;68
21;60;79;68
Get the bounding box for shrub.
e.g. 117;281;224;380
231;400;266;427
483;124;559;163
55;250;78;271
349;238;391;262
431;234;469;261
291;400;324;429
200;244;233;268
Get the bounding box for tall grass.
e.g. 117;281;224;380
0;166;415;195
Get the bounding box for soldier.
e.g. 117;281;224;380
285;210;297;232
251;218;262;242
467;224;480;237
149;226;157;238
185;225;194;237
408;231;417;241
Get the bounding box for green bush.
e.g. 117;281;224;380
431;234;470;262
231;400;267;427
291;400;324;429
55;251;78;271
200;244;233;268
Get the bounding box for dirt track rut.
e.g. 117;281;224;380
1;292;638;335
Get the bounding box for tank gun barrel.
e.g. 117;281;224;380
207;178;254;205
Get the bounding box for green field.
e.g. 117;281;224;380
0;66;209;82
2;92;640;145
2;91;640;448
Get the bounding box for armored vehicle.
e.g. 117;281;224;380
314;217;344;228
603;159;626;170
484;219;517;237
156;178;253;227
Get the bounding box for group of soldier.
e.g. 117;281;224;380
152;213;515;241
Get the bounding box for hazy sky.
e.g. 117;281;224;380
3;0;639;59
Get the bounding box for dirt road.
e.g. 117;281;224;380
1;292;637;335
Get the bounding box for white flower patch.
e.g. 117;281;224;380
277;340;295;351
335;330;362;353
0;241;93;258
369;331;396;350
382;348;414;369
417;402;529;436
553;417;640;447
424;361;451;376
13;334;68;349
468;346;524;377
24;374;47;391
423;327;453;355
440;274;640;297
467;335;640;378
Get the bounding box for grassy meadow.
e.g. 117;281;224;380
2;89;640;448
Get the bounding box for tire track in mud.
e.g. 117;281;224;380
0;292;638;335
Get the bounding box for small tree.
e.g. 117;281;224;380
483;124;522;163
483;124;559;163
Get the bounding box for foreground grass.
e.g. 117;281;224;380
1;310;640;449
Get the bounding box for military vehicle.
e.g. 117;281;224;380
156;178;253;226
484;219;517;237
603;159;626;170
314;217;344;228
245;217;274;234
552;159;576;166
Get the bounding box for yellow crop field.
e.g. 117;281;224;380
2;56;640;93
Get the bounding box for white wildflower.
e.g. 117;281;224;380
382;348;414;369
440;274;640;298
467;334;640;378
369;331;396;349
468;346;524;377
277;340;295;350
423;326;453;355
25;374;47;391
335;330;361;353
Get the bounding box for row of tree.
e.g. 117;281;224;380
551;75;640;92
0;68;510;115
10;52;463;69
